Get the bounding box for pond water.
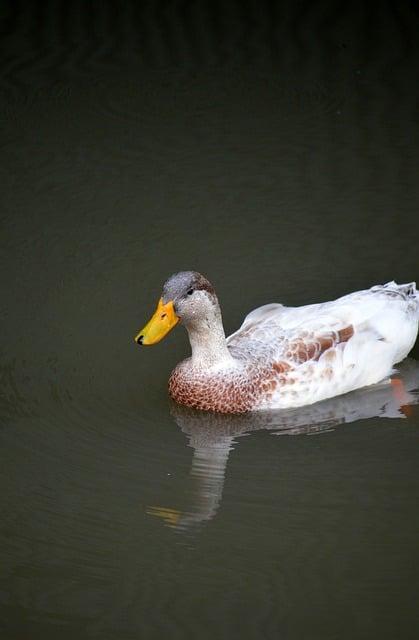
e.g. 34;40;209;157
1;2;419;639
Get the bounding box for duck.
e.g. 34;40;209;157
134;271;419;414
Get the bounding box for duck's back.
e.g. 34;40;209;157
227;282;419;410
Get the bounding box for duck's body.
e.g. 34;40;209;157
136;273;419;414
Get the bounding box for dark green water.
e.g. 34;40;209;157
1;2;419;638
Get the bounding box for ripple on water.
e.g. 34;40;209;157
0;347;191;624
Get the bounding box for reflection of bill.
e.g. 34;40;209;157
148;359;419;532
146;506;182;527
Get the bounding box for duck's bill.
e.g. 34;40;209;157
135;298;179;345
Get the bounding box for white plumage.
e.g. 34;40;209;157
227;281;419;410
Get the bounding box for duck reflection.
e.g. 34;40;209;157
148;359;419;532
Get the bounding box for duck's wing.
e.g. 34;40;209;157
227;303;357;367
227;282;418;376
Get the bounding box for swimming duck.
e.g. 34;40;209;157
135;272;419;414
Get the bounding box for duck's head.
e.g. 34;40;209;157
135;271;218;345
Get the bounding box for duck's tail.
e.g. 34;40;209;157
394;281;418;296
377;281;419;316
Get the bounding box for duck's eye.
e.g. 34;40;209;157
161;313;167;319
187;289;194;296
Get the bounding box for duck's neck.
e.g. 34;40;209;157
185;311;236;369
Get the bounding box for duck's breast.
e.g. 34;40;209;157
168;359;284;413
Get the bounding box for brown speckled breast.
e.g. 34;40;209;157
168;360;291;414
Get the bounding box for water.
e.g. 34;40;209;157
1;2;419;638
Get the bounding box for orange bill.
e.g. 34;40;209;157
135;298;179;345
